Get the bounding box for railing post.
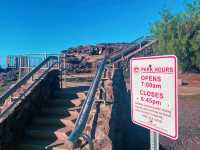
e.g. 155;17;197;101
19;56;22;80
58;56;63;89
150;130;159;150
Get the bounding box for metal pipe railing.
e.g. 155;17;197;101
110;37;156;63
123;39;157;60
67;54;108;146
0;56;58;105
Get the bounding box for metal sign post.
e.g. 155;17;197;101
150;130;159;150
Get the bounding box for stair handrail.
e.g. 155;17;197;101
0;56;58;105
67;53;108;146
110;38;157;63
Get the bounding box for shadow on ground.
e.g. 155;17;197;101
61;85;90;94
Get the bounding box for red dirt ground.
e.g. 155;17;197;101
160;74;200;150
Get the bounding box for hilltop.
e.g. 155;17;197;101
60;42;136;73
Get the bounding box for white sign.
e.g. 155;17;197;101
130;55;178;140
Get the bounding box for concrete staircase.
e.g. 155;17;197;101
15;75;91;150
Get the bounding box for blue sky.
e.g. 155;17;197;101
0;0;192;66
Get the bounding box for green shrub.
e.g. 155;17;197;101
151;0;200;72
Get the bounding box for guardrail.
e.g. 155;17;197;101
0;56;58;120
66;54;108;147
110;37;157;63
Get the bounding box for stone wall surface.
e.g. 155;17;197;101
109;68;150;150
0;69;60;150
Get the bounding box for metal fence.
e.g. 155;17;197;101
6;53;60;80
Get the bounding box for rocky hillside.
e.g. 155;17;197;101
63;41;148;56
60;42;139;74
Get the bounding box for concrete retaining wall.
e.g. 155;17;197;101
0;69;60;150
